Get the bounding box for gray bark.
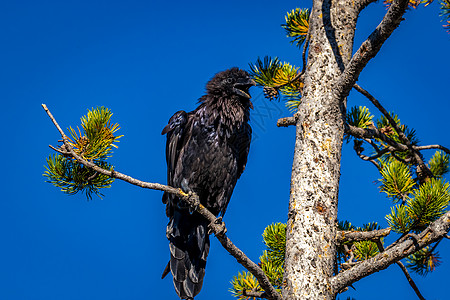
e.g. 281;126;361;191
282;0;412;298
282;0;358;299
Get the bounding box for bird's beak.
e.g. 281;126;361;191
233;78;256;99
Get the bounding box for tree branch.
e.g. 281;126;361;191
414;144;450;155
336;228;391;243
374;233;426;300
345;124;409;151
353;83;432;182
335;0;409;101
396;261;426;300
277;115;297;127
243;289;269;299
331;211;450;294
41;104;282;300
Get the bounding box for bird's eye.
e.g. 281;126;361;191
227;78;234;84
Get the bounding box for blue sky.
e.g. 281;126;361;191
1;1;450;299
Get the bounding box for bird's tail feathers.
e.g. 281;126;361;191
165;211;210;299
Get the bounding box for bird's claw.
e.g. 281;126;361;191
208;217;227;236
179;190;200;211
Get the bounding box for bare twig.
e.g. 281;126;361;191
374;235;426;300
243;290;268;299
345;124;409;151
277;115;297;127
353;83;432;182
337;228;391;243
42;103;282;300
414;144;450;155
396;261;426;300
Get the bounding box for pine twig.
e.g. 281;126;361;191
277;115;297;127
41;104;282;300
336;227;391;243
353;83;432;181
414;144;450;155
374;238;426;300
243;290;269;299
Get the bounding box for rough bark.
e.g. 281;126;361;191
282;0;358;299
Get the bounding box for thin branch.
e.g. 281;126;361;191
42;104;282;300
243;290;269;299
336;228;391;243
331;210;450;294
335;0;409;101
345;124;409;151
353;83;432;181
414;144;450;155
374;234;426;300
277;115;297;127
353;83;407;142
396;261;427;300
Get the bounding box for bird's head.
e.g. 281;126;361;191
205;68;256;105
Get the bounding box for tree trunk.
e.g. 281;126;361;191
282;1;358;299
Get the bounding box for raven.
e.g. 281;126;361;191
161;68;255;299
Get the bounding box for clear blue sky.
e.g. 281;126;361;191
1;1;449;299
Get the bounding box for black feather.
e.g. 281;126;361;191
161;68;255;299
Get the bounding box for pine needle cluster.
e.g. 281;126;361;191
230;223;286;299
281;8;310;48
44;107;122;199
249;56;302;111
248;8;310;112
337;222;382;267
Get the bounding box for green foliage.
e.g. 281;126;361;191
338;220;356;231
229;271;263;300
69;107;122;160
379;159;415;203
354;240;379;260
231;223;286;299
406;246;441;276
260;251;283;288
386;178;450;233
345;106;374;142
262;223;286;267
429;151;450;178
44;154;114;200
347;106;374;129
249;56;282;87
376;113;419;146
248;56;302;110
351;223;381;262
44;107;121;200
386;205;413;234
406;178;450;231
281;8;310;48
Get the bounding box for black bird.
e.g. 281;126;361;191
161;68;255;299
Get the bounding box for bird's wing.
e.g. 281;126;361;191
237;122;252;178
161;110;190;205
